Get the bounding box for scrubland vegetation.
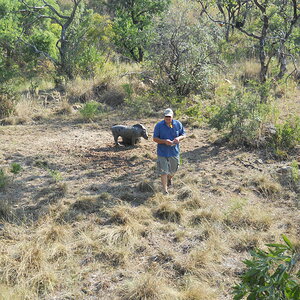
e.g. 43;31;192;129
0;0;299;299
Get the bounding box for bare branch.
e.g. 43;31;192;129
19;0;45;10
197;0;260;39
253;0;265;12
19;37;59;66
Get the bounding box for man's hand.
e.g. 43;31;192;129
173;137;180;144
165;139;174;146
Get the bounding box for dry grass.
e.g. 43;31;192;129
236;59;261;83
0;85;299;300
16;97;52;120
154;201;183;223
180;275;218;300
231;229;263;252
247;175;282;199
189;208;222;225
65;77;96;100
119;272;180;300
224;197;273;230
55;99;74;115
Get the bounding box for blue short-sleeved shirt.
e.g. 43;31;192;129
153;119;186;157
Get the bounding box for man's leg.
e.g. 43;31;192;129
167;156;179;188
161;174;168;194
157;156;170;194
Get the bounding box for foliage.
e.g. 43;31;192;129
0;80;19;118
209;91;270;146
64;12;113;78
6;0;113;82
147;0;222;97
122;83;134;101
79;101;103;121
198;0;300;103
0;0;22;83
269;117;300;154
48;169;63;182
181;101;220;126
124;95;153;117
233;235;300;300
111;0;170;62
10;163;22;175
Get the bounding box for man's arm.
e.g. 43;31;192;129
173;134;186;144
153;137;173;145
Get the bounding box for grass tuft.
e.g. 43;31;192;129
137;179;154;193
119;273;179;300
250;175;282;198
224;198;272;230
181;276;218;300
177;187;194;201
154;202;183;223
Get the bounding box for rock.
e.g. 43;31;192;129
277;166;293;174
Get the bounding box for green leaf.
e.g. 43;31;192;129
282;234;294;250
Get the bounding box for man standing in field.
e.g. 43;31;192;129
153;108;186;194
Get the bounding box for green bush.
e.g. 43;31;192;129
269;117;300;154
209;91;270;146
79;101;102;121
0;84;17;118
10;163;22;174
48;169;63;183
124;95;153;117
233;235;300;300
181;101;220;126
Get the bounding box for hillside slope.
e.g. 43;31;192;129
0;113;299;299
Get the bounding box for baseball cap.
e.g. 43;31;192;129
164;108;173;117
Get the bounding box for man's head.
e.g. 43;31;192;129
164;108;173;125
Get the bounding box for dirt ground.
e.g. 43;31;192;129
1;114;298;209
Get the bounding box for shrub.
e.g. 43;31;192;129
290;160;299;184
79;101;103;121
0;96;14;118
269;117;300;154
233;235;300;300
148;2;221;97
209;91;270;147
0;83;17;118
124;96;153;117
10;163;22;174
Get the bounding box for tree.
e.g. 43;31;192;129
111;0;170;62
0;0;22;83
198;0;300;101
17;0;113;81
148;0;222;96
20;0;83;80
214;0;250;42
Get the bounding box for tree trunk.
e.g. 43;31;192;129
276;47;287;80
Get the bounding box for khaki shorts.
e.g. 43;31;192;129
157;156;180;175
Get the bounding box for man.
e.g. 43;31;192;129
153;108;186;194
